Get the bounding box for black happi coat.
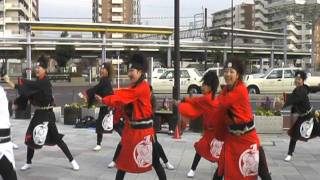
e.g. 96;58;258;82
86;77;113;133
284;85;320;140
15;76;62;149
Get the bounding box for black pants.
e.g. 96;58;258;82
168;116;178;132
287;138;297;156
98;121;124;146
112;142;122;162
191;153;201;171
115;143;167;180
0;156;17;180
97;133;103;145
27;139;74;164
111;122;124;161
212;147;271;180
154;134;168;163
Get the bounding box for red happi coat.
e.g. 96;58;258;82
210;81;261;180
102;80;154;173
179;93;227;162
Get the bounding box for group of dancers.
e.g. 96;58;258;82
0;53;320;180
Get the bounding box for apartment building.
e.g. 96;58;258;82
92;0;138;38
211;0;318;52
211;1;254;44
0;0;39;36
212;2;254;30
265;0;314;51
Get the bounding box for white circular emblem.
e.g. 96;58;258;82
239;144;259;177
300;118;314;139
133;135;153;168
33;122;49;146
210;138;224;159
102;111;113;131
227;62;232;68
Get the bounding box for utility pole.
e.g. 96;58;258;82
231;0;234;54
173;0;180;101
204;8;208;70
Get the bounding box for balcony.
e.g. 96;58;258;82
112;7;123;13
287;25;302;36
112;0;123;4
5;3;29;16
112;16;123;22
0;17;20;22
5;3;20;9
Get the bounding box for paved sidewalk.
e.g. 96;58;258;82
7;119;320;180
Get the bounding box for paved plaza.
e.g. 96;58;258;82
6;119;320;180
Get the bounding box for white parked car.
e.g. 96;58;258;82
203;67;224;77
152;68;167;78
245;67;320;94
152;68;202;94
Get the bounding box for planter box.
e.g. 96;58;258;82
81;107;99;119
53;107;62;123
254;115;283;134
64;107;81;125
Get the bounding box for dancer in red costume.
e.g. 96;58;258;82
179;70;226;178
96;53;166;180
207;57;271;180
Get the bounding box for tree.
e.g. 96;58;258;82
54;31;75;68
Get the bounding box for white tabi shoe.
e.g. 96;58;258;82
165;162;175;170
108;161;116;168
187;169;195;178
284;155;292;162
93;145;101;151
20;163;32;171
71;160;80;171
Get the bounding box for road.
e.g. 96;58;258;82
4;82;320;113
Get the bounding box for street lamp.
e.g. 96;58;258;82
231;0;234;54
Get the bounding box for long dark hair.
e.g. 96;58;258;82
202;70;219;99
101;62;114;78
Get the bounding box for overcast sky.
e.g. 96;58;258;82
39;0;249;26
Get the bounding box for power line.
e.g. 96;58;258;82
40;16;213;20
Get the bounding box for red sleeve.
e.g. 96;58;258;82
179;102;202;119
179;94;212;120
102;87;142;107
